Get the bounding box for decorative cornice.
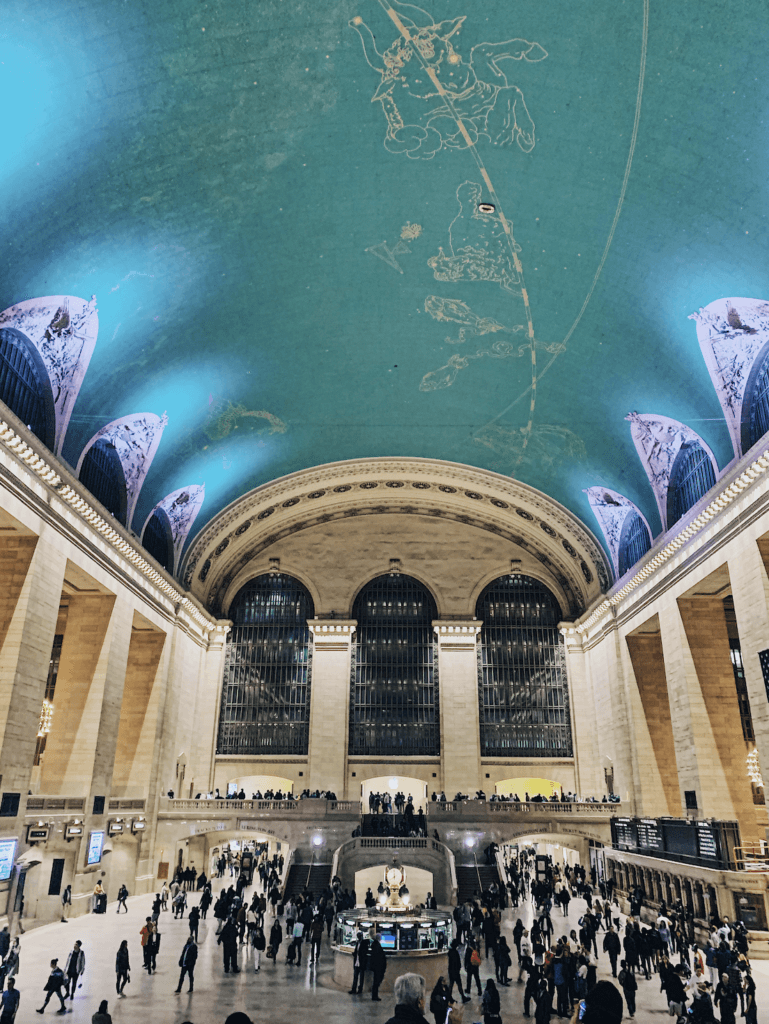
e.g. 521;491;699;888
573;443;769;638
0;415;217;634
181;458;612;614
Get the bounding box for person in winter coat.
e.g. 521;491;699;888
714;973;738;1024
175;936;197;993
429;976;452;1024
268;919;282;963
482;979;501;1024
384;974;431;1024
64;941;85;1001
199;887;212;920
448;938;470;1003
188;905;200;943
518;929;532;983
115;941;130;997
349;932;369;994
309;914;325;964
496;936;512;985
369;937;387;1001
218;919;240;974
91;999;112;1024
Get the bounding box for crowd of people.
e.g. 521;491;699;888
432;791;621;804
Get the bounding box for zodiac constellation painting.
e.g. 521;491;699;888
419;295;526;390
474;424;587;474
428;182;521;292
349;2;547;160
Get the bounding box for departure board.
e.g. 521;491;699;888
611;819;636;850
696;822;719;861
636;819;664;853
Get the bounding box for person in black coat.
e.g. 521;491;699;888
384;973;431;1024
369;937;387;1001
448;938;470;1003
175;937;197;993
349;932;370;995
429;976;452;1024
218;919;240;974
188;905;200;942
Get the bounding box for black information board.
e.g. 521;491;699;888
636;819;664;853
610;816;738;870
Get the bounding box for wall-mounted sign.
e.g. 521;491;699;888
65;825;83;839
26;825;49;843
87;830;104;866
131;819;146;834
108;821;124;835
0;839;17;881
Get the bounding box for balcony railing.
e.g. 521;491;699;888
427;800;622;816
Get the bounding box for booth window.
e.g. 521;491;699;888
217;574;314;756
350;574;439;757
476;574;572;757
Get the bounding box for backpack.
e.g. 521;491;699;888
618;969;628;986
470;948;482;967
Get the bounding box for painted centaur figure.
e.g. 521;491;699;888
349;2;547;159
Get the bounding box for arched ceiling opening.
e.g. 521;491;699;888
1;0;766;583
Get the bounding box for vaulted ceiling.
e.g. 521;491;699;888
2;0;767;580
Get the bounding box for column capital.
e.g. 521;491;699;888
432;620;481;647
308;619;356;649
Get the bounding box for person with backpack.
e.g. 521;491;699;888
116;885;129;914
618;959;637;1019
36;959;67;1014
464;939;483;996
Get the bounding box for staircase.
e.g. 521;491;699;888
456;863;501;904
362;813;403;836
282;863;332;902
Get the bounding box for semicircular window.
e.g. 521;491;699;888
476;574;572;757
0;328;55;449
79;438;128;524
742;343;769;452
142;509;173;572
618;511;652;576
350;574;439;757
666;441;716;527
218;573;314;756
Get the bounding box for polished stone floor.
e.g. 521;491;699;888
8;883;769;1023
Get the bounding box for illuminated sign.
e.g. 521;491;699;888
66;825;83;838
0;839;17;881
131;819;146;833
27;825;49;842
108;820;124;835
87;830;104;865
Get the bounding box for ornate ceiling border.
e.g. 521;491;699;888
182;459;611;615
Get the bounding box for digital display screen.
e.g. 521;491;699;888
612;820;637;850
87;831;104;865
379;927;396;949
696;823;719;860
0;839;17;881
661;824;697;859
636;820;663;852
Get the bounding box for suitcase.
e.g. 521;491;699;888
277;903;284;916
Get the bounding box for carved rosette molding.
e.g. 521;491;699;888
181;459;612;611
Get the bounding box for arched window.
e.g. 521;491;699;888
78;437;128;523
476;574;572;757
618;511;651;576
0;328;55;449
142;509;173;572
218;573;314;756
666;442;716;527
350;574;439;757
742;342;769;452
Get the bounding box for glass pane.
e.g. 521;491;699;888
476;575;573;757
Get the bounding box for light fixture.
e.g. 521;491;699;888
388;777;398;790
747;749;764;788
311;834;323;847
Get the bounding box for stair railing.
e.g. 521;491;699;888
305;850;315;889
473;852;483;893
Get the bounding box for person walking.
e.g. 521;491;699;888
465;938;483;996
116;885;129;914
0;977;19;1022
218;917;240;973
91;999;112;1024
60;887;71;924
603;926;621;978
188;905;200;943
36;959;67;1014
482;978;501;1024
175;936;197;993
251;924;265;972
369;936;387;1001
429;976;452;1024
349;930;370;994
448;938;471;1003
268;918;282;964
115;940;130;998
618;959;637;1019
2;942;19;993
64;940;85;1001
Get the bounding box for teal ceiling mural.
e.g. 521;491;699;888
1;0;768;577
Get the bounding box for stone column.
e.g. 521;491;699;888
434;621;481;798
0;531;66;800
307;620;356;797
186;622;230;794
560;630;603;798
728;540;769;792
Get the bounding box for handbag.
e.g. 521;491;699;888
266;945;274;959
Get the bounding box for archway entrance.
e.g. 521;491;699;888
361;775;428;809
496;777;562;800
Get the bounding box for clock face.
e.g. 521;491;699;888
386;867;403;886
